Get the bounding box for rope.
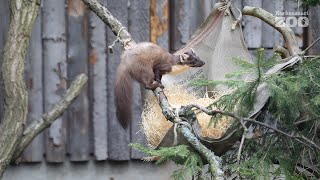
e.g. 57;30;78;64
231;3;243;30
173;107;192;146
218;0;242;31
108;27;128;53
179;55;185;63
218;0;232;12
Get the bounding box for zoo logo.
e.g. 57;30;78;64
275;0;309;28
275;16;309;28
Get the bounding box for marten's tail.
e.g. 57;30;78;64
115;63;132;129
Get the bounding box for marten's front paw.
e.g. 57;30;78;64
159;84;165;89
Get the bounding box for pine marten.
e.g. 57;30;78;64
115;42;205;129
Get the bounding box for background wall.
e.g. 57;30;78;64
0;0;318;179
3;161;178;180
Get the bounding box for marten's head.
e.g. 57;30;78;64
179;49;205;67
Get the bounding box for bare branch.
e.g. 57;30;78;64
242;6;300;56
237;133;246;163
81;0;135;49
186;104;241;120
188;104;320;151
243;118;320;151
12;74;88;160
300;36;320;55
273;45;290;59
153;90;224;179
179;126;224;179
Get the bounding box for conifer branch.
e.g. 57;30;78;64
186;104;320;151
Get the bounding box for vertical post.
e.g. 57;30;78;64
43;0;67;162
107;0;130;161
67;0;90;161
89;0;108;161
22;14;44;162
128;0;150;159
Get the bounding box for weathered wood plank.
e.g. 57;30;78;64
283;0;304;48
243;0;262;48
171;0;191;51
22;15;44;162
150;0;169;49
128;0;150;159
261;0;284;48
189;0;214;37
309;6;320;54
0;0;10;122
171;0;216;51
232;0;243;26
107;0;130;161
249;49;276;61
67;0;90;162
42;0;67;163
89;0;108;161
233;0;242;10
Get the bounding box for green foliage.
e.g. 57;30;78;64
133;50;320;179
194;49;320;178
301;0;320;6
286;0;320;6
226;135;305;179
193;49;278;117
130;143;206;180
266;62;320;124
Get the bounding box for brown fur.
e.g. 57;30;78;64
115;42;205;129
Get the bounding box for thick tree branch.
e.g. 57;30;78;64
81;0;135;49
0;0;40;175
0;1;88;175
242;6;300;56
273;45;289;59
153;89;224;179
12;74;88;160
179;126;224;179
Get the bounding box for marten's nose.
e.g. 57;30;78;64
195;61;205;67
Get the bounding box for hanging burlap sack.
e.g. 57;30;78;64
142;1;270;154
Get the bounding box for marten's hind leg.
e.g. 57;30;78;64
140;71;164;90
154;69;163;83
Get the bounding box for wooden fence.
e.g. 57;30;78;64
0;0;316;163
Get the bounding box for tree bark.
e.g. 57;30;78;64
12;74;88;160
242;6;300;55
0;0;40;176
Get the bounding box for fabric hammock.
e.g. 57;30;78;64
150;1;271;154
162;2;252;93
